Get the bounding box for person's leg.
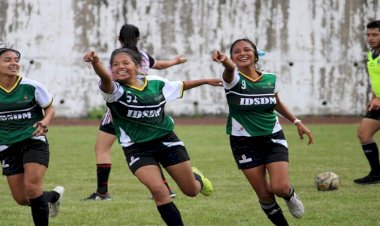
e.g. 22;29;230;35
242;166;289;226
355;118;380;184
83;130;115;201
135;165;183;226
159;166;176;198
266;161;304;219
94;131;115;194
24;162;49;226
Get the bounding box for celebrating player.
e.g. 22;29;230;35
83;24;187;201
84;48;218;225
0;45;64;226
212;38;313;225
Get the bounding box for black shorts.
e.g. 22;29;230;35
99;110;116;135
122;132;190;174
0;139;50;176
364;109;380;121
230;131;288;169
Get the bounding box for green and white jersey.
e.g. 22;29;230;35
0;76;52;147
223;69;282;137
101;75;184;147
367;51;380;97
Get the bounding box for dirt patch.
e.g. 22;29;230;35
51;116;362;126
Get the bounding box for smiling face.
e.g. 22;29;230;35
230;40;258;69
0;50;20;77
111;52;140;82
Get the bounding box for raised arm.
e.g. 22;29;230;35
183;78;222;91
211;51;235;83
153;55;187;70
83;51;114;93
274;93;314;145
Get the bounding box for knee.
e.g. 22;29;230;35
12;194;29;205
357;127;372;143
150;185;169;202
179;183;198;197
182;189;198;197
271;183;290;197
23;183;40;199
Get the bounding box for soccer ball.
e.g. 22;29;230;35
315;171;340;191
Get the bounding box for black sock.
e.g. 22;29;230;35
193;173;204;189
157;202;183;226
362;142;380;174
30;194;49;226
96;164;111;194
160;167;170;190
283;185;294;201
43;190;60;203
261;201;289;226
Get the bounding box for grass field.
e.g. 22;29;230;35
0;123;380;226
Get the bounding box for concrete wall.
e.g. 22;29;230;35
1;0;379;117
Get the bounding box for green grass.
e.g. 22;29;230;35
1;123;380;226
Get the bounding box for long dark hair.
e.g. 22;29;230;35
118;24;140;53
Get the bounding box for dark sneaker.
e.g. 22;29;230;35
150;189;176;200
354;173;380;185
49;186;65;217
81;192;111;201
169;189;176;199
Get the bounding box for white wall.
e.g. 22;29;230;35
1;0;379;117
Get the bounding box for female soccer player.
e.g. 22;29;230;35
83;24;186;201
0;45;64;226
84;48;218;225
212;38;313;225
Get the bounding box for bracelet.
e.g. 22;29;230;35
37;121;48;133
293;119;302;125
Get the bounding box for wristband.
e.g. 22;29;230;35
293;119;301;125
37;121;48;133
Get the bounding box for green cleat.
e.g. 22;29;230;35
192;167;213;196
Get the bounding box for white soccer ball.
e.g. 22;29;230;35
315;171;340;191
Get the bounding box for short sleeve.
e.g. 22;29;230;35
222;67;240;90
99;81;124;103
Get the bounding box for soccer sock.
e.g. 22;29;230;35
43;190;60;203
260;201;289;226
362;142;380;174
96;163;111;194
193;173;204;189
159;167;171;190
283;185;294;201
157;202;183;226
30;194;49;226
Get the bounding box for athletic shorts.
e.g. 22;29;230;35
0;139;50;176
364;109;380;121
99;110;116;135
122;132;190;174
230;130;288;169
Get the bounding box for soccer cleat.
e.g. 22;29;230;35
49;186;65;218
284;192;304;219
354;173;380;185
169;189;176;198
81;192;112;201
192;167;213;196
